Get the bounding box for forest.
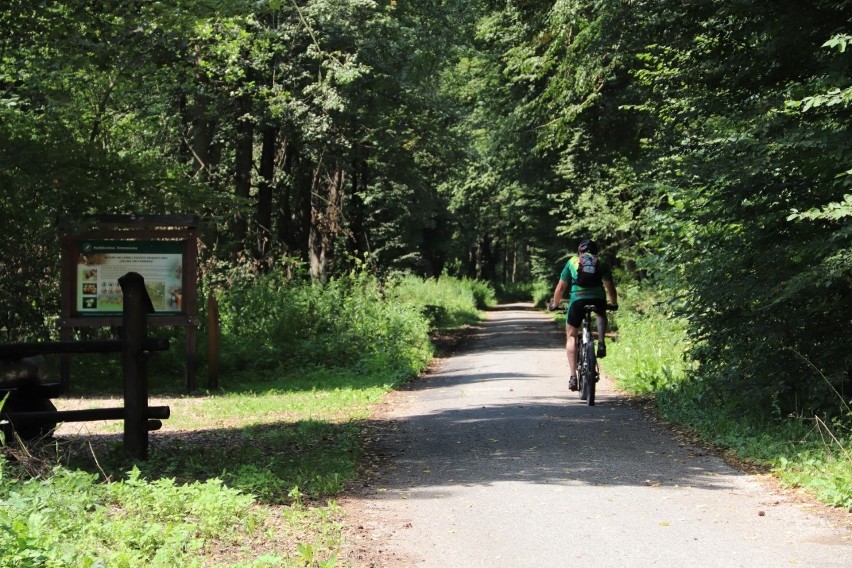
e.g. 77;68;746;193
1;1;850;564
1;1;850;434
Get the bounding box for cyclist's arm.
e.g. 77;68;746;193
551;278;569;307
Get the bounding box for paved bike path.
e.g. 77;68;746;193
342;303;851;567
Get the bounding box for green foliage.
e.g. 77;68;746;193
494;281;534;303
531;280;553;308
603;286;690;395
642;11;852;419
209;264;432;380
0;465;257;567
385;274;493;328
464;278;498;310
789;194;852;222
0;0;484;341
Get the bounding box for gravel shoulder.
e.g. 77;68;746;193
340;303;852;567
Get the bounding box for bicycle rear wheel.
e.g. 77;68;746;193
584;341;596;406
578;337;588;401
579;349;593;402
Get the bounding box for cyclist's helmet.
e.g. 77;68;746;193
578;239;598;254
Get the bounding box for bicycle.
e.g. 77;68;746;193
576;303;617;406
576;305;599;405
548;301;614;406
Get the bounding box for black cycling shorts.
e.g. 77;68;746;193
566;298;607;328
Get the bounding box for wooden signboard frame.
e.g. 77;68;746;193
58;214;200;391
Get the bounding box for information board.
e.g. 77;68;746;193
59;214;201;390
76;240;184;315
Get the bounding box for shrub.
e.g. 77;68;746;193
494;281;534;303
385;274;491;328
531;280;552;307
209;266;433;381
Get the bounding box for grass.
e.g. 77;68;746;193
600;285;852;511
3;366;397;567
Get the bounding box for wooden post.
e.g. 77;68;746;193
183;225;199;392
119;272;152;460
58;326;72;393
207;292;220;389
185;325;197;392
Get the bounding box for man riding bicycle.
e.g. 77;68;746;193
548;239;618;391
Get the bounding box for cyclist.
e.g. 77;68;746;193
548;239;618;391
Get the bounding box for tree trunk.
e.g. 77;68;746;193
276;139;293;252
309;161;345;283
308;161;326;283
189;51;218;250
295;149;313;260
256;124;276;259
232;92;254;258
348;157;369;259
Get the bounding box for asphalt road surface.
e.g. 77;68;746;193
341;303;851;567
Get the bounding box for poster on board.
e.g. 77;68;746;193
76;240;183;315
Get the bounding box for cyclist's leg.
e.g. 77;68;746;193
595;313;607;352
565;300;585;389
566;322;579;379
590;299;608;357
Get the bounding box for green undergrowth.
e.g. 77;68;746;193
656;386;852;509
602;286;690;394
494;281;534;303
0;465;258;567
67;270;494;394
604;285;852;511
386;273;494;328
1;272;494;566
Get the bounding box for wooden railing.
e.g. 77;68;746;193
1;272;170;459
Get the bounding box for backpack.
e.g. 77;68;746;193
575;253;602;287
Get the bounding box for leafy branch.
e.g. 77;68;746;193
788;194;852;222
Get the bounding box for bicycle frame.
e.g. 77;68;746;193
576;305;599;406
